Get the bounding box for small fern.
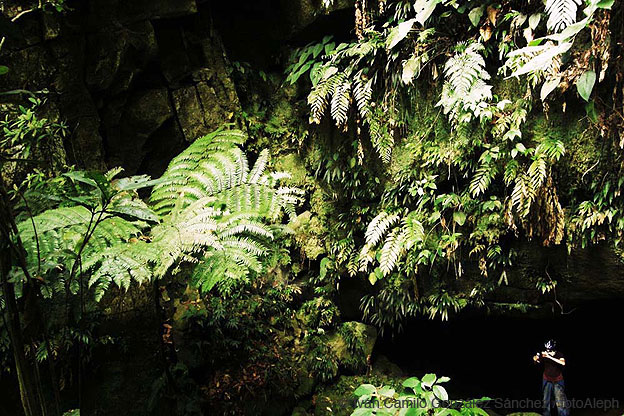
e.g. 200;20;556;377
359;211;424;276
437;42;493;126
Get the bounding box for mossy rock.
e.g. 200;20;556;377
372;355;404;378
291;210;328;260
328;322;377;372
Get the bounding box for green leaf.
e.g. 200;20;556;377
508;42;572;78
468;7;484;27
368;272;378;285
320;257;330;279
528;13;541;30
386;19;417;49
354;384;377;397
402;377;421;388
421;373;437;388
414;0;441;25
540;76;561;101
403;409;425;416
378;386;395;396
585;101;598;123
545;17;590;42
402;56;421;84
0;65;9;76
114;175;163;191
596;0;615;9
433;385;448;401
576;70;596;102
109;199;159;223
453;211;466;226
437;376;450;383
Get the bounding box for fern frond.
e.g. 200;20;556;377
330;75;351;126
308;71;341;124
353;73;372;118
365;212;401;247
380;228;405;276
470;165;497;197
546;0;582;32
437;42;492;126
248;149;269;184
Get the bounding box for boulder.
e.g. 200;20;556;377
372;355;403;378
172;69;239;142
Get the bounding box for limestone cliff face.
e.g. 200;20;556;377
1;0;241;174
0;0;354;175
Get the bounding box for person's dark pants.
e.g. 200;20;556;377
542;379;569;416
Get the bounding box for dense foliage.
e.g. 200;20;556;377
287;0;623;332
350;373;489;416
2;0;624;415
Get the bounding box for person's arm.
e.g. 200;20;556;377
543;354;565;366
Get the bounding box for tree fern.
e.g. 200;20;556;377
16;128;301;299
94;128;300;294
150;128;301;220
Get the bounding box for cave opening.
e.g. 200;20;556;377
375;300;623;412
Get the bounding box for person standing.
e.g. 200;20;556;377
533;339;569;416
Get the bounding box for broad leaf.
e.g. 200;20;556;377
468;7;484;27
453;211;466;226
433;385;448;401
415;0;441;25
378;386;395;396
387;19;417;49
402;377;421;388
402;56;421;84
529;13;541;30
354;384;377;397
422;373;437;388
576;70;596;102
540;76;561;101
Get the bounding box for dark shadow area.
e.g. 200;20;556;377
377;300;624;412
206;0;355;67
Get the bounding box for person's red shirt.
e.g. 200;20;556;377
542;351;564;382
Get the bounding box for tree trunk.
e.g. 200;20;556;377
0;177;46;416
0;243;44;416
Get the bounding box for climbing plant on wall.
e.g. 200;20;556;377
289;0;622;331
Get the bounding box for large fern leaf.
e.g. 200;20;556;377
546;0;582;32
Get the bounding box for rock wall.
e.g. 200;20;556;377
1;0;241;175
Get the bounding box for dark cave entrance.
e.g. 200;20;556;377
375;300;624;411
